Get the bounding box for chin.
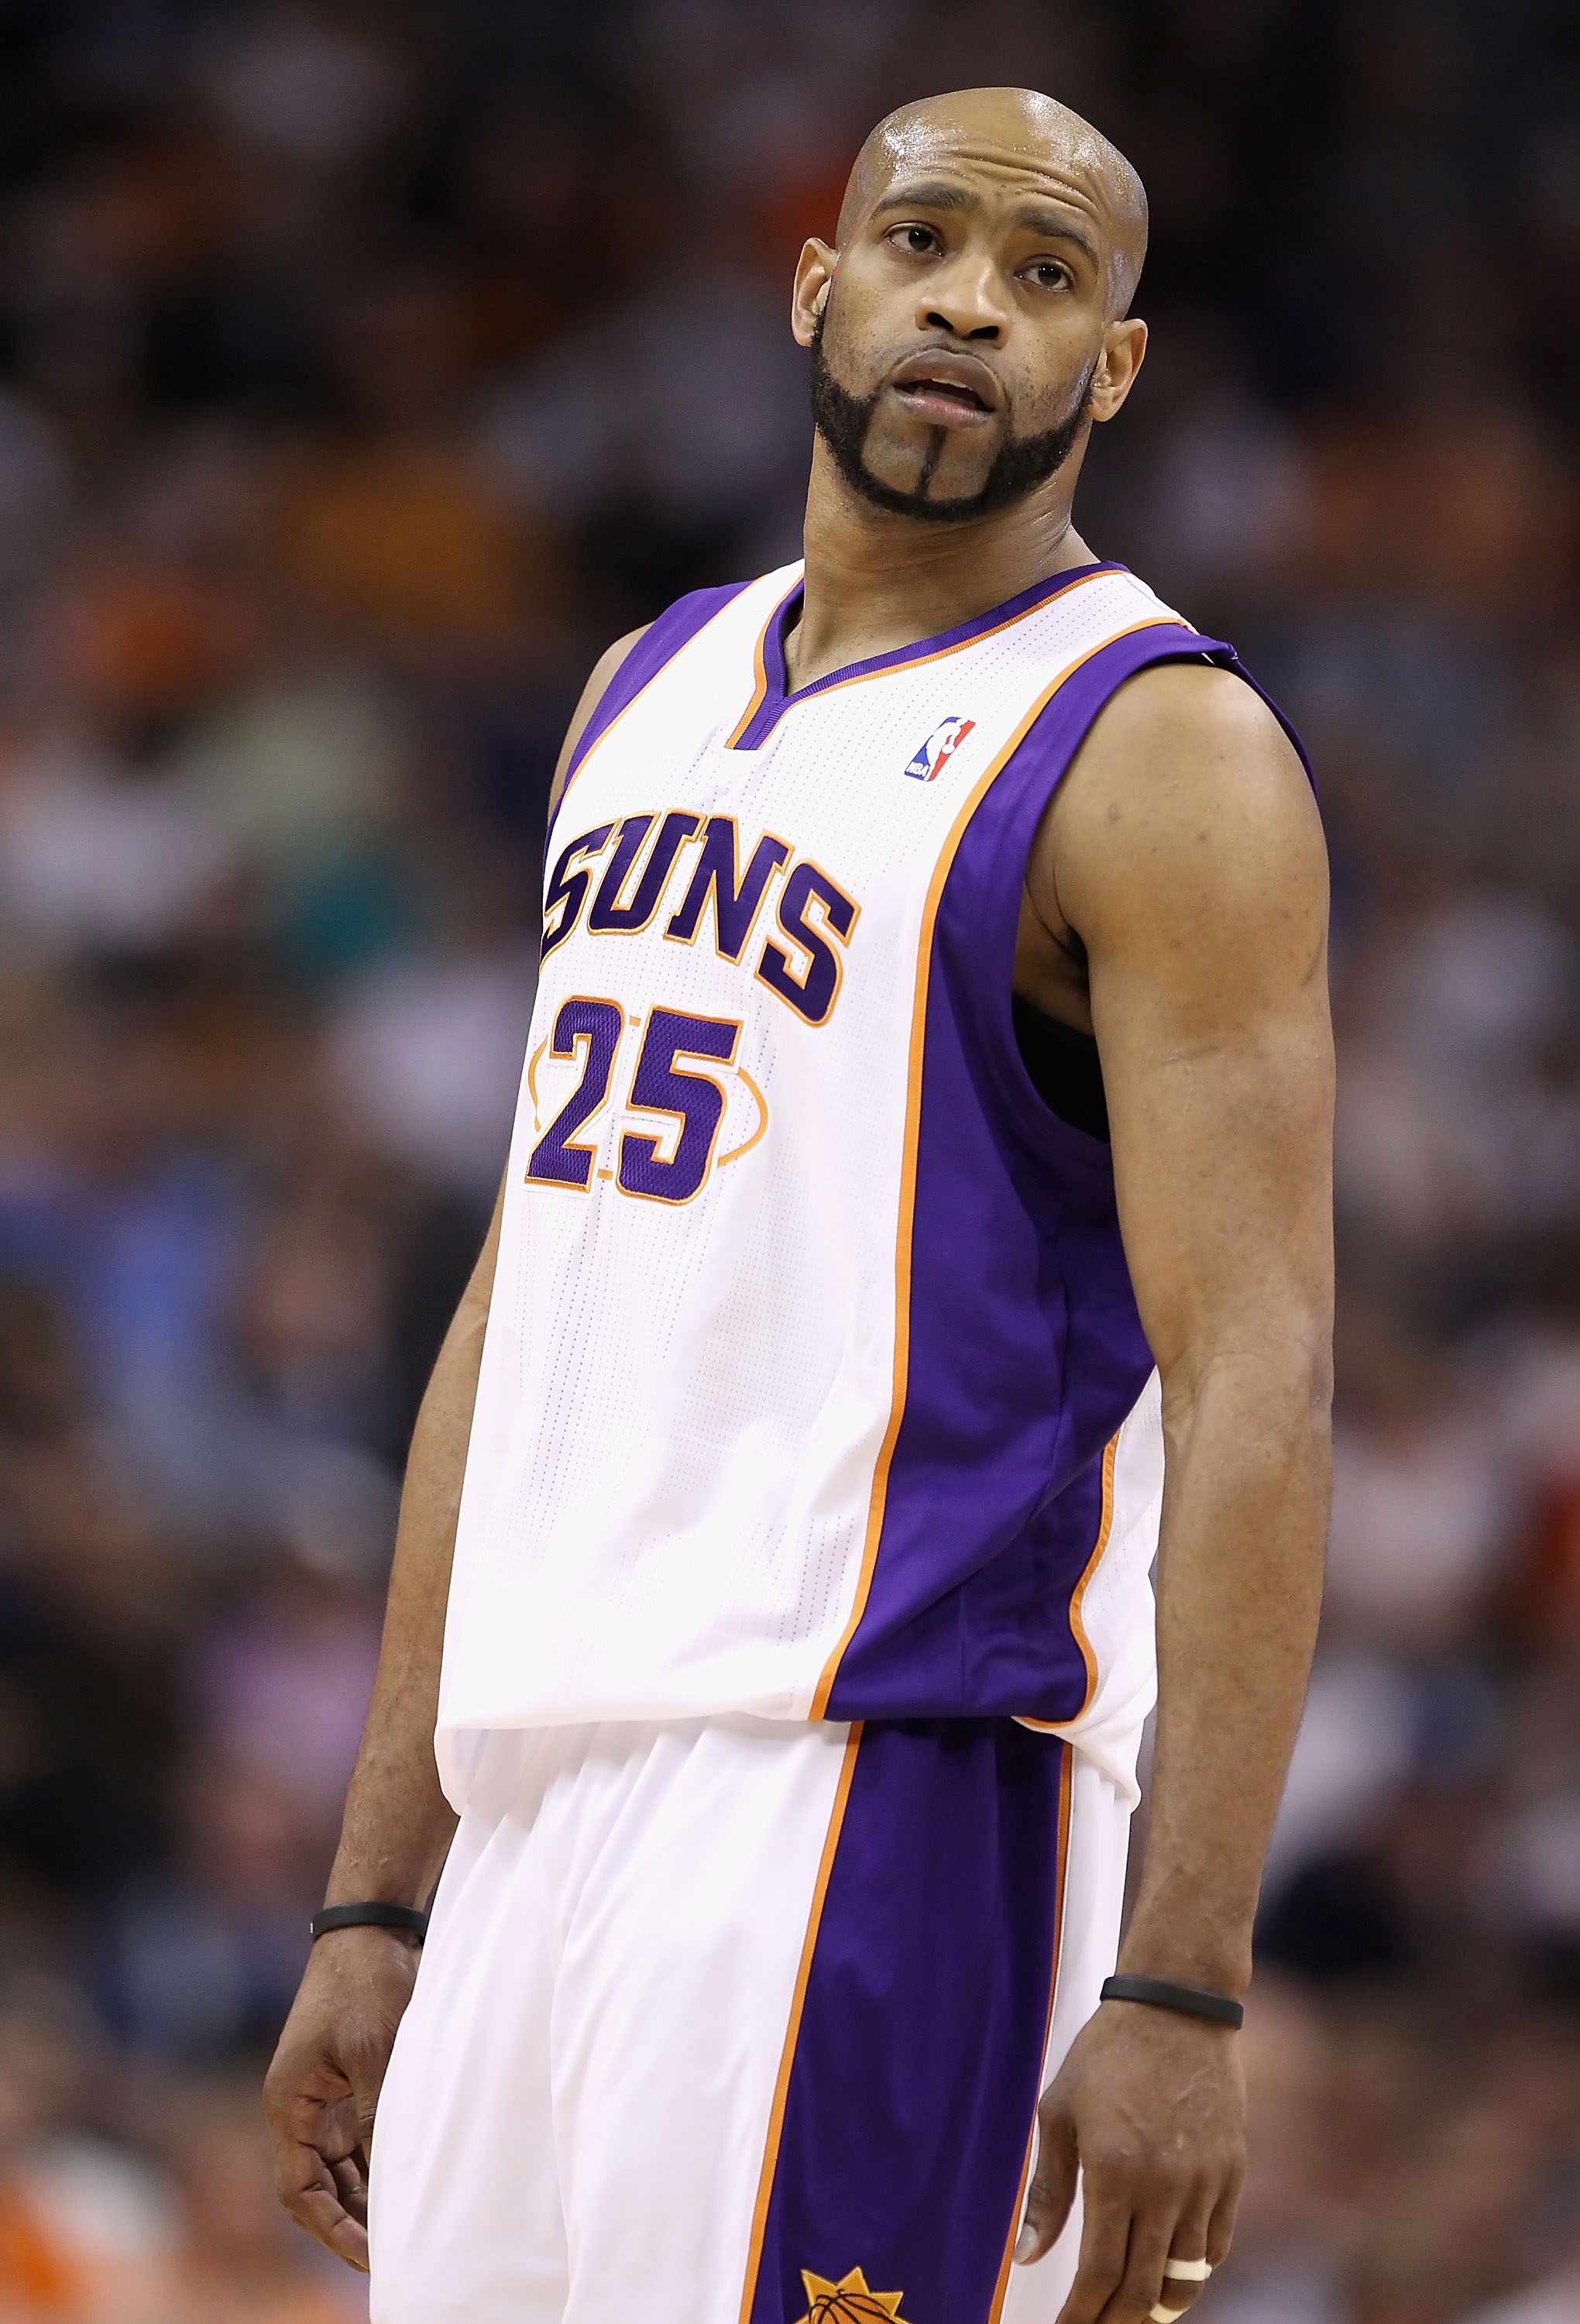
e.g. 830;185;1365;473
870;434;996;500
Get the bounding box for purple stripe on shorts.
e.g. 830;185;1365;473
747;1717;1068;2324
826;625;1312;1724
548;579;751;840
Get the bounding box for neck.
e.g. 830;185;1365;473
785;438;1096;691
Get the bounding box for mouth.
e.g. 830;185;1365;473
890;352;1001;428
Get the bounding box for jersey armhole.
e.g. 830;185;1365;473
945;625;1316;1184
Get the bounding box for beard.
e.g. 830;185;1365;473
809;308;1094;524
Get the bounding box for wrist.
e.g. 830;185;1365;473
323;1882;428;1913
1100;1972;1244;2028
314;1920;424;1953
323;1849;437;1920
1115;1917;1252;2000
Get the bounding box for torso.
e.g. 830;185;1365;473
435;556;1271;1804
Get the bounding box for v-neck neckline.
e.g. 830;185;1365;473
726;559;1125;751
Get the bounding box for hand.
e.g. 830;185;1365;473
263;1927;421;2271
1013;2002;1246;2323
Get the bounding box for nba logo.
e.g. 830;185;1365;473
902;716;976;781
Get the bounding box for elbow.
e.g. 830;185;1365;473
1159;1315;1333;1442
1300;1325;1334;1428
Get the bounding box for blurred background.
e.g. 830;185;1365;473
0;0;1574;2317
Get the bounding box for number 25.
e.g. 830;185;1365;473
527;999;742;1205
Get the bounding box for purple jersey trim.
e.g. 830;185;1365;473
729;560;1126;752
745;1719;1067;2324
1221;648;1317;792
548;579;751;844
826;625;1312;1722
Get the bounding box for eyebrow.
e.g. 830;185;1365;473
1011;208;1101;271
870;183;1102;272
869;180;977;218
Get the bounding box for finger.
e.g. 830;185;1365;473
1101;2196;1180;2324
1145;2189;1215;2321
274;2137;371;2271
1052;2168;1132;2324
1015;2102;1080;2264
330;2153;369;2231
1204;2168;1244;2271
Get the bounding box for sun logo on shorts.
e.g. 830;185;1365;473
795;2267;908;2323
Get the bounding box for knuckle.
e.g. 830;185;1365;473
1072;2260;1124;2302
1120;2267;1171;2310
1074;2242;1125;2282
262;2049;297;2102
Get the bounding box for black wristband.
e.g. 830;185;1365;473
310;1902;429;1943
1100;1974;1244;2028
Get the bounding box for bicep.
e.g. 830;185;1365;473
1051;669;1334;1381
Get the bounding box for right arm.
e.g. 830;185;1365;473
263;626;648;2269
263;1183;500;2270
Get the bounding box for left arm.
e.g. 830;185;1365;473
1013;663;1333;2324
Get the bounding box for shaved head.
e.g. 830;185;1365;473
793;83;1152;530
836;87;1149;315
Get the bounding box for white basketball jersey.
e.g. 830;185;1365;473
435;557;1255;1803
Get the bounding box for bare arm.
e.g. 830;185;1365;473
263;1182;500;2267
264;626;648;2268
1013;664;1334;2323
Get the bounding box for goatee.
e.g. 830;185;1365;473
809;311;1093;524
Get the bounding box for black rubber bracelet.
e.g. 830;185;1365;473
1100;1974;1244;2028
309;1902;429;1943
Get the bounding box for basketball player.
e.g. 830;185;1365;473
266;86;1332;2324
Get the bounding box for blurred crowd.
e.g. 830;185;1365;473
0;0;1575;2317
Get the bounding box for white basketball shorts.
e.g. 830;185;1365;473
367;1714;1132;2324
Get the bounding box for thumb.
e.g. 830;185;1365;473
1015;2096;1080;2265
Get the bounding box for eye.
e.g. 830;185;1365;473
1025;260;1073;290
887;223;939;256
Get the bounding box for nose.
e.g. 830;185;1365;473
916;251;1008;344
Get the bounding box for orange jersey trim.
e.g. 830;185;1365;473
1016;1431;1118;1734
727;566;1176;753
809;617;1175;1720
550;586;754;841
723;583;798;748
736;1723;864;2324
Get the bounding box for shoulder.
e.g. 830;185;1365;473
546;575;769;820
576;623;653;722
546;624;651;820
1042;658;1326;945
1072;658;1308;808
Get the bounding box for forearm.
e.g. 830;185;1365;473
1118;1340;1330;1996
324;1191;503;1911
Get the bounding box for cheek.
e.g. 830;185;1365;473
819;305;887;395
1018;324;1104;416
819;261;925;388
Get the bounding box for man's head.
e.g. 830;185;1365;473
793;88;1149;526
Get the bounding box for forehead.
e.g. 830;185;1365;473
864;108;1118;223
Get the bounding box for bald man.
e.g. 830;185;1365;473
266;87;1332;2324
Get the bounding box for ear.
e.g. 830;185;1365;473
1088;318;1148;423
792;238;838;348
